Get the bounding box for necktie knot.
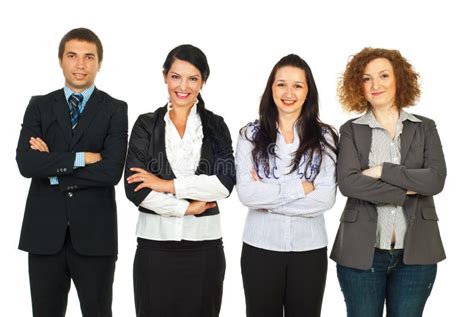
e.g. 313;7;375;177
68;93;83;129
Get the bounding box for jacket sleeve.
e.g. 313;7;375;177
123;114;154;206
210;115;236;195
235;128;306;210
337;121;407;206
381;118;446;196
270;133;337;217
16;96;76;178
58;101;128;191
124;113;192;213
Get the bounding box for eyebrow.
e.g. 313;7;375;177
65;51;96;57
170;71;201;78
275;79;305;84
364;69;390;76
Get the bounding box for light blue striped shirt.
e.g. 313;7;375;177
50;85;95;185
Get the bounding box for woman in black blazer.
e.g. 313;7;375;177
330;48;447;317
124;44;235;317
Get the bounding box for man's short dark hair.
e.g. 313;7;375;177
58;28;103;63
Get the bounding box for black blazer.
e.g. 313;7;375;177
124;104;235;217
16;88;128;256
330;115;446;269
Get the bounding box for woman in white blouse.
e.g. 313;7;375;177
124;44;235;317
236;54;338;317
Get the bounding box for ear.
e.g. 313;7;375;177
163;71;167;84
98;62;102;71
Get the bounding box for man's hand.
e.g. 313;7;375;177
85;152;102;165
29;137;49;152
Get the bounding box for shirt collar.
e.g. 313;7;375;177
165;100;199;123
63;85;95;110
353;109;422;128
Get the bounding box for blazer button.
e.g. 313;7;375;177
67;192;73;198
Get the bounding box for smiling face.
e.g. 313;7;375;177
362;58;397;110
164;58;203;110
59;39;101;92
272;66;308;119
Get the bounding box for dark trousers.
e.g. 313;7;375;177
133;238;226;317
241;243;327;317
28;229;117;317
337;248;437;317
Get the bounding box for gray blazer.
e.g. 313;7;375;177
330;114;447;270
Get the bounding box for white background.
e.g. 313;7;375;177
1;0;472;316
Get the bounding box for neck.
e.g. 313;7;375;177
371;105;399;124
277;113;298;132
170;104;193;121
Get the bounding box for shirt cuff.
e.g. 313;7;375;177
49;176;59;185
174;178;186;199
74;152;85;168
175;199;190;217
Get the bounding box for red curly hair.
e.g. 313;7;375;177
338;47;421;113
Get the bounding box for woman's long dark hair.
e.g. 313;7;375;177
246;54;338;178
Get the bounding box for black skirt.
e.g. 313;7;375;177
133;238;225;317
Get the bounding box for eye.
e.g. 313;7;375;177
276;83;286;87
362;77;371;82
381;73;390;79
86;55;95;60
294;84;303;89
67;53;75;59
189;77;199;82
171;74;180;80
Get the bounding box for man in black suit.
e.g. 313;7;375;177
16;28;128;317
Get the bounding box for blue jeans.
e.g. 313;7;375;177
336;249;437;317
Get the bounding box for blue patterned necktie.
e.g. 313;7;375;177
68;93;83;129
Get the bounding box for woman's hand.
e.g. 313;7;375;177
302;181;315;195
362;165;382;179
127;167;175;193
185;200;216;216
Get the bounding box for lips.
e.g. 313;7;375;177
175;92;190;99
371;91;384;97
282;99;296;106
73;73;87;80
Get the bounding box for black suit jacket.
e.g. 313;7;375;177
16;88;128;256
124;104;235;217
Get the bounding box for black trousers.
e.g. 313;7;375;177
241;243;327;317
28;229;117;317
134;238;226;317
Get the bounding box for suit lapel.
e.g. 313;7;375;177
351;122;372;169
71;89;103;147
400;120;417;164
52;90;73;144
196;137;212;175
152;107;176;179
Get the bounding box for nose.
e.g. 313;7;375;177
179;78;188;91
284;86;293;98
76;57;85;68
372;78;380;90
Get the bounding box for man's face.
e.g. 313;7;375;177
59;39;101;92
